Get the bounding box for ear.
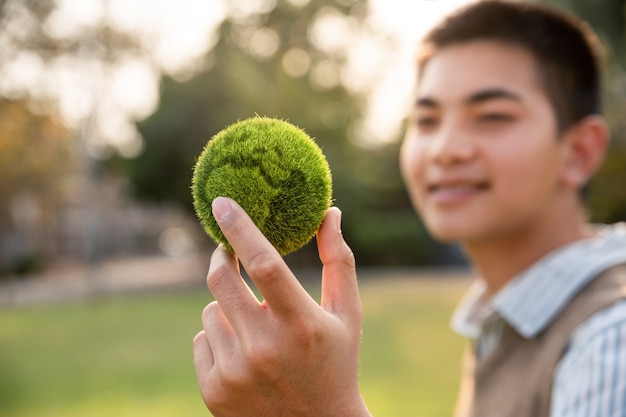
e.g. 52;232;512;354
559;115;608;189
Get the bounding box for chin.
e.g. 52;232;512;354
422;219;485;244
424;225;465;243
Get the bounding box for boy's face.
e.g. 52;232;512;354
400;41;572;244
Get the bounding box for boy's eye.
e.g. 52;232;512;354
478;113;514;123
415;116;439;131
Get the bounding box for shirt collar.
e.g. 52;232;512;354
452;223;626;339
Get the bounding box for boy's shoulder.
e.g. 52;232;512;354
568;296;626;353
551;268;626;416
453;223;626;339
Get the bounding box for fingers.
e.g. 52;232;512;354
193;330;214;391
211;197;317;318
201;301;236;365
317;207;361;327
207;245;260;334
195;202;366;417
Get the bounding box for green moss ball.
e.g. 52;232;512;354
191;116;333;256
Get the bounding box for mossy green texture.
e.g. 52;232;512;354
191;116;333;256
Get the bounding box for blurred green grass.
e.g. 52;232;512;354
360;275;469;417
0;273;469;417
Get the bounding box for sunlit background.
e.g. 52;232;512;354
1;0;625;416
0;0;481;291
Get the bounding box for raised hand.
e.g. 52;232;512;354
193;197;371;417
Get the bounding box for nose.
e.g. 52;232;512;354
429;120;477;167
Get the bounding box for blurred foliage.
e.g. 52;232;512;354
6;0;622;270
0;99;73;275
113;0;438;266
539;0;626;223
0;0;153;158
0;0;174;275
0;99;72;225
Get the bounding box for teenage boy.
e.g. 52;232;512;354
401;2;626;416
192;1;626;416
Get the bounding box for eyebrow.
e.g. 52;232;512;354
415;96;438;108
466;88;521;105
415;88;522;109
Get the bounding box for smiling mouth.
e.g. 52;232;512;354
428;182;490;193
426;182;491;204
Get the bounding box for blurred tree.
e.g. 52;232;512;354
539;0;626;223
0;0;447;267
0;0;157;274
0;0;155;158
115;0;437;266
0;99;73;274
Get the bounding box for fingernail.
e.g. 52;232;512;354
212;197;232;222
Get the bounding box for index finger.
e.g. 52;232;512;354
211;197;317;317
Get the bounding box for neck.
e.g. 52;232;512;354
463;197;591;297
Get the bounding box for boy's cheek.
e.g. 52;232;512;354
399;138;423;184
399;163;428;218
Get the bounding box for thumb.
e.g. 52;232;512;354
317;207;362;328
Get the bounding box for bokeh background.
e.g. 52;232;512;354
0;0;624;416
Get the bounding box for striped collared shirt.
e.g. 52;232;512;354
451;223;626;417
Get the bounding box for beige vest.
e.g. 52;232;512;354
454;264;626;417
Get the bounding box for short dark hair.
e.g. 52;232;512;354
418;0;604;134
